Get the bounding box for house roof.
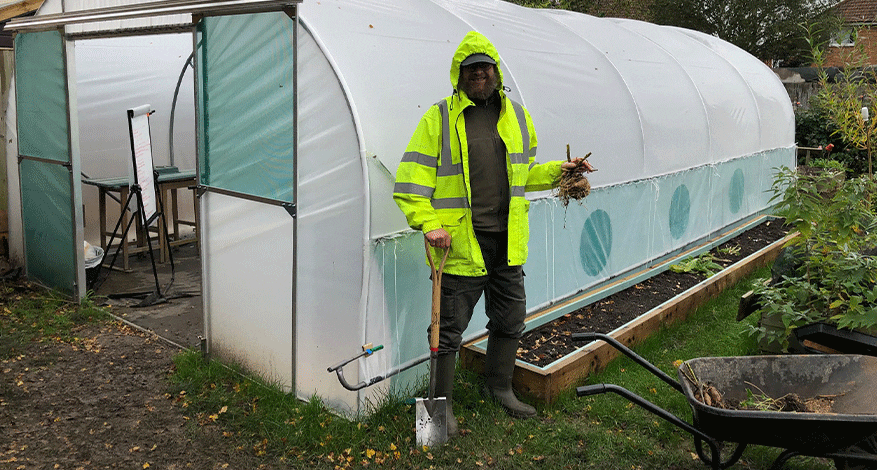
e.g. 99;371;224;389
836;0;877;23
0;0;43;49
0;0;42;21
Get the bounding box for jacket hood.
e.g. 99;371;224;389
451;31;504;94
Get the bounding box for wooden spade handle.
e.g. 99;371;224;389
425;237;449;351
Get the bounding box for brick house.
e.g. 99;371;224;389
825;0;877;66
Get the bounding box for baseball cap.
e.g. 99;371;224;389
461;53;496;67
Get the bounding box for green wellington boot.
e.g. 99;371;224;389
483;335;536;418
435;352;459;437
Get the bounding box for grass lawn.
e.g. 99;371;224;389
167;265;838;470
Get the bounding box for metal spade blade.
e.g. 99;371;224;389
415;395;448;447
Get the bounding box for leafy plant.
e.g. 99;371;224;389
669;252;725;277
750;167;877;348
738;388;776;412
717;244;741;257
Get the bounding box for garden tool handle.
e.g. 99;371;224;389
425;237;449;351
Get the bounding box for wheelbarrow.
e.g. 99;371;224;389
573;332;877;470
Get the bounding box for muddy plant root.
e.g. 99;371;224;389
555;150;594;206
682;367;842;414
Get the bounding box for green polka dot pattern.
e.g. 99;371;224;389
669;185;690;240
580;209;612;276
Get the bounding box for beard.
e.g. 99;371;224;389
459;73;499;101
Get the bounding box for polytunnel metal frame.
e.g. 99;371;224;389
6;0;300;31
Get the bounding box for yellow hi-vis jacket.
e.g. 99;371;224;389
393;31;563;277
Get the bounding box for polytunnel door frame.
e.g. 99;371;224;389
13;29;85;300
194;7;298;389
5;0;303;305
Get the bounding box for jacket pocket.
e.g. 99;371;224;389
439;210;471;263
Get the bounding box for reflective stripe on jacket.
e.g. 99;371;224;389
393;31;562;276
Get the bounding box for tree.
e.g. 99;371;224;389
563;0;652;21
503;0;653;22
649;0;839;65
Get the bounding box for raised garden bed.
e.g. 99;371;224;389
460;215;793;403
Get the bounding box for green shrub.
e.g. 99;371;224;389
795;104;869;175
748;167;877;348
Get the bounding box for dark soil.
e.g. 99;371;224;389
0;315;281;469
517;219;790;367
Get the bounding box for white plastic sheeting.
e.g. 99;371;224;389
75;34;197;244
201;191;294;387
296;0;793;414
8;0;794;416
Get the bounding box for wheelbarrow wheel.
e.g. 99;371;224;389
694;437;746;469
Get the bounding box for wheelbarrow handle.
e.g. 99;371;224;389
572;332;682;392
576;384;607;397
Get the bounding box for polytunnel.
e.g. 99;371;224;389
5;0;793;415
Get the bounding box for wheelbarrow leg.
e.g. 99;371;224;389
769;449;799;470
694;437;747;469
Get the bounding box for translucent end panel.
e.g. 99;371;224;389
202;191;293;389
20;159;74;294
198;12;296;202
374;233;430;372
15;31;69;162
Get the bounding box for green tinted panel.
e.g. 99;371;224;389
20;159;75;294
198;13;295;202
15;31;69;162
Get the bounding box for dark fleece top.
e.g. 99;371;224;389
465;92;508;232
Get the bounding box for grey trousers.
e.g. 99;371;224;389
431;230;526;354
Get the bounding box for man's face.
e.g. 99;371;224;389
459;62;498;101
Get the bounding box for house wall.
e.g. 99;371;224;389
825;25;877;67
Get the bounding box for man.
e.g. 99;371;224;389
393;31;587;435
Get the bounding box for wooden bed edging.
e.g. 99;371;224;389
459;231;798;404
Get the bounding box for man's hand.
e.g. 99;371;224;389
425;228;452;249
562;157;596;173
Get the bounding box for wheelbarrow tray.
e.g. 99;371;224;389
679;354;877;454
